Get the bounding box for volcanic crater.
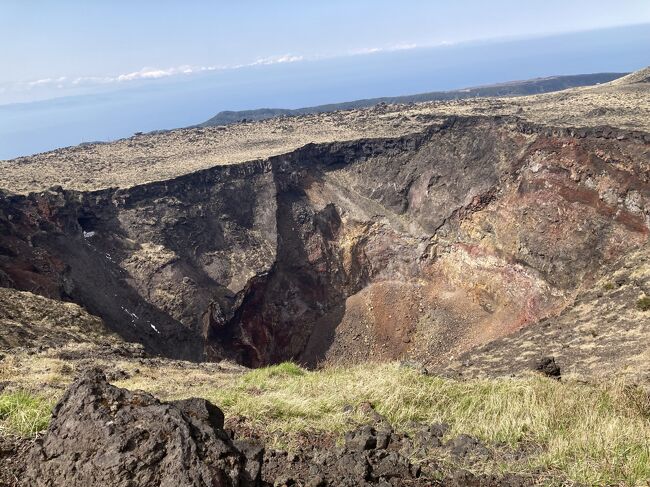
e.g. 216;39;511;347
1;107;648;370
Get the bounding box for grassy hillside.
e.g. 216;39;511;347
2;360;649;485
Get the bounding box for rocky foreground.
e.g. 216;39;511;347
2;324;649;486
3;369;538;486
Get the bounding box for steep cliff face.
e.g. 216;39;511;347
0;161;277;360
1;116;648;366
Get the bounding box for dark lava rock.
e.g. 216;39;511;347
345;425;378;451
263;425;427;486
429;422;450;438
335;451;371;480
305;475;326;487
104;367;131;381
171;396;226;429
413;422;450;449
24;368;260;486
234;439;265;485
273;475;295;487
447;434;491;459
375;430;391;450
0;434;31;487
371;450;416;480
16;371;538;486
534;356;561;379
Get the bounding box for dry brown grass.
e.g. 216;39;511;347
3;352;650;485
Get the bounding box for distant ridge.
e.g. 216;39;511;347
610;66;650;85
199;72;627;126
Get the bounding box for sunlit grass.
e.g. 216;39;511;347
198;362;650;486
0;390;54;436
5;358;650;485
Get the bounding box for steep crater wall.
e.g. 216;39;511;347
1;116;648;365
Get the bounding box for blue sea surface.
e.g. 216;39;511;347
1;25;648;160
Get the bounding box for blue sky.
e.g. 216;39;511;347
1;1;648;159
2;0;650;104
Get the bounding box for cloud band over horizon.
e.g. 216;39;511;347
1;43;424;101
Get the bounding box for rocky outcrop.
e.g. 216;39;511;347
24;369;261;487
0;161;276;360
0;116;648;366
17;371;536;486
261;423;529;486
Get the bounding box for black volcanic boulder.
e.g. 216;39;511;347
534;356;561;379
25;369;261;486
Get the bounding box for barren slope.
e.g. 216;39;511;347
442;243;650;382
0;287;119;351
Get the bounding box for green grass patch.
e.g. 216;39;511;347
242;361;305;387
0;390;54;436
636;296;650;311
201;362;650;486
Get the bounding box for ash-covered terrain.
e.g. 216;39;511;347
1;68;649;486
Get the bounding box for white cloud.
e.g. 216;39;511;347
249;54;304;66
16;65;221;92
11;44;428;96
71;76;111;86
17;55;305;93
349;42;418;56
26;76;68;88
117;68;173;82
115;65;217;82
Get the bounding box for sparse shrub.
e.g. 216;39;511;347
59;363;74;375
603;282;615;291
637;296;650;311
622;384;650;418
